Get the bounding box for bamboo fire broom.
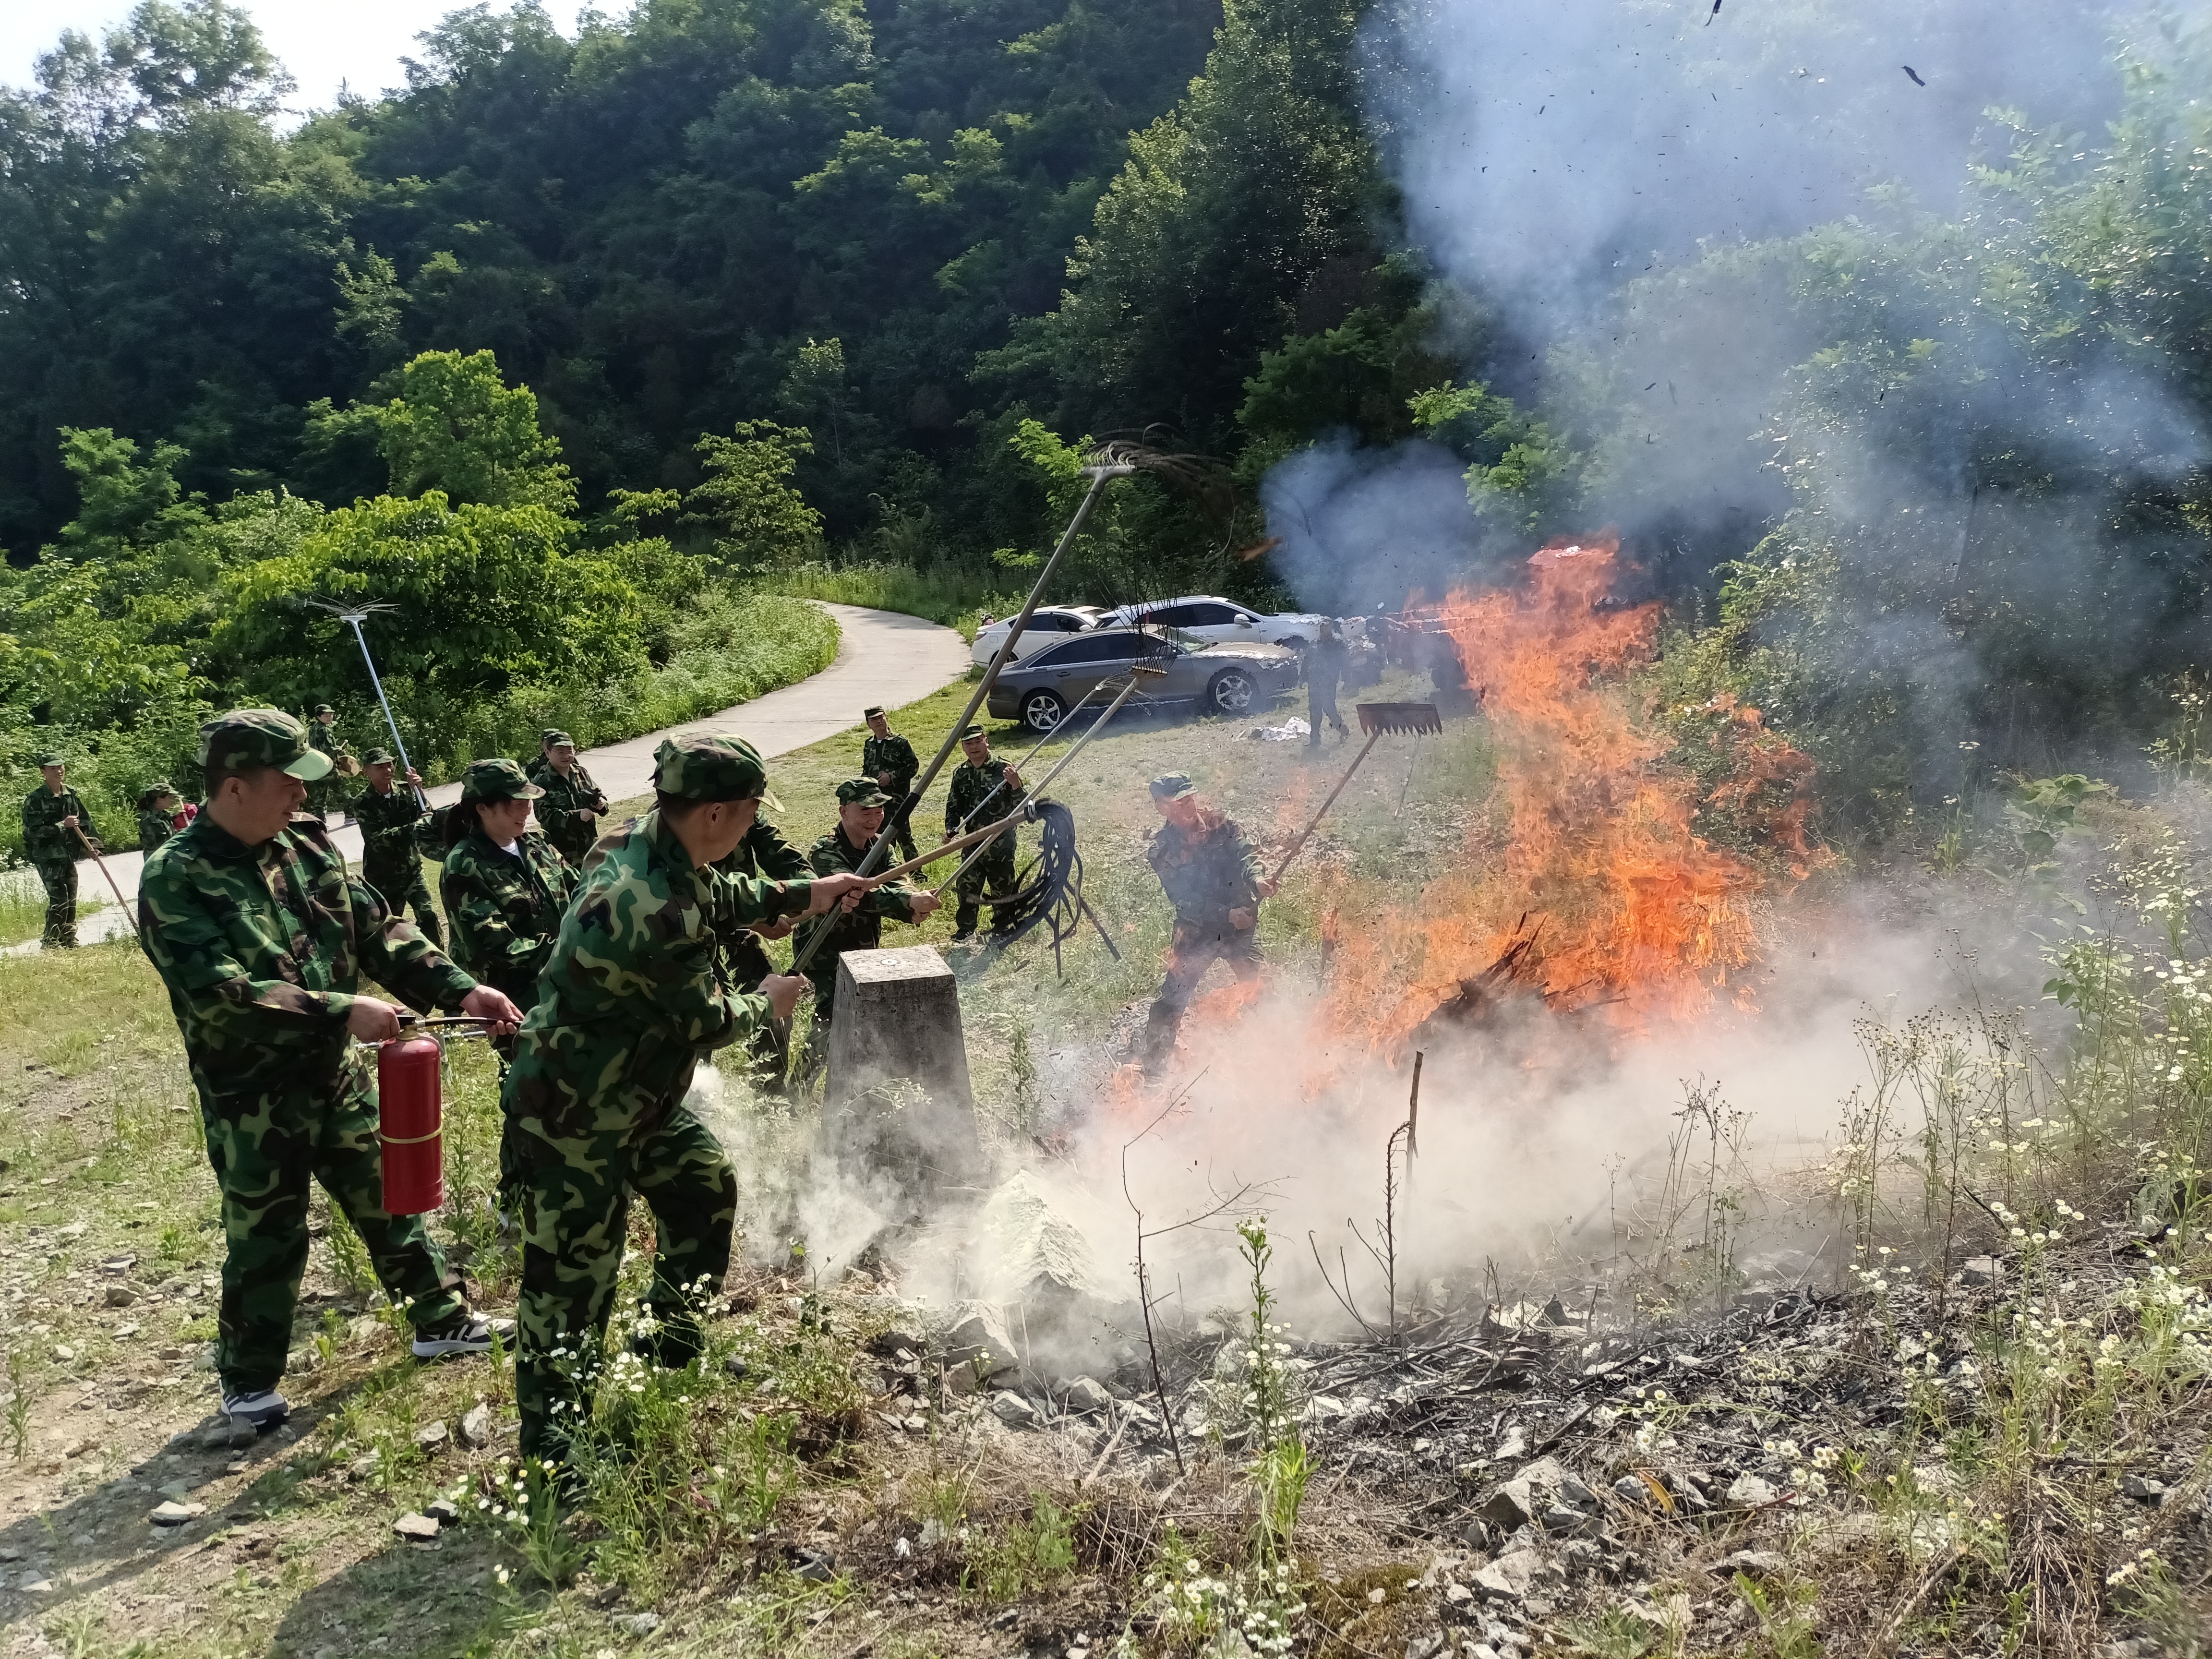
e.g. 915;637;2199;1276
1267;701;1443;885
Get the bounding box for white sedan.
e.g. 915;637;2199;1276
1110;596;1330;651
970;605;1113;668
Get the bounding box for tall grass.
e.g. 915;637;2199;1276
754;562;1023;640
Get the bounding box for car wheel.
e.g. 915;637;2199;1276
1206;669;1256;717
1022;689;1068;734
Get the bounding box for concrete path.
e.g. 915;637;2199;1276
8;602;968;952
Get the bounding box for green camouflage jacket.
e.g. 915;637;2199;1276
525;755;609;864
137;813;476;1105
21;785;98;863
704;816;811;984
1147;813;1264;932
944;757;1017;839
502;809;819;1148
138;807;177;856
351;783;434;887
862;731;919;789
439;828;577;1000
308;722;349;763
798;825;921;968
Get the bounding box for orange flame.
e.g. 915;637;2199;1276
1323;535;1821;1049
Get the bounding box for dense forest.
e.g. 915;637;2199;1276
9;0;2212;856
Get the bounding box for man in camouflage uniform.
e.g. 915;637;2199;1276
500;734;872;1460
439;758;577;1032
352;748;444;947
800;779;941;1034
943;725;1023;941
1139;773;1276;1071
861;706;920;863
137;710;524;1431
526;729;609;867
21;754;101;949
707;771;813;1092
307;704;350;823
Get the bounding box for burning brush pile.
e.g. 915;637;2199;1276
1322;536;1824;1057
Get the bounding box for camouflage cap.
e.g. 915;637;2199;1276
836;778;893;808
459;757;544;804
862;706;885;719
35;752;64;769
313;703;335;717
200;709;334;781
958;724;987;742
1150;772;1197;800
541;728;574;747
362;747;394;766
652;734;784;809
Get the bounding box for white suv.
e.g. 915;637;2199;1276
1111;596;1329;651
970;605;1113;668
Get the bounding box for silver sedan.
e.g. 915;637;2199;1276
986;626;1300;733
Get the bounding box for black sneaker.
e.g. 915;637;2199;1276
411;1312;505;1359
220;1388;290;1431
950;928;975;943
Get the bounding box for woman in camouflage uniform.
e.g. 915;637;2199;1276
439;759;578;1032
137;784;181;855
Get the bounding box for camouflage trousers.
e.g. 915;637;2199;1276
882;790;919;865
719;932;790;1091
952;836;1018;936
200;1062;468;1395
1308;680;1346;743
34;860;77;949
512;1104;737;1459
1142;919;1262;1066
364;866;444;950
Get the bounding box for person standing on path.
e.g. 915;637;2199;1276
1305;618;1350;746
1139;773;1276;1071
800;779;940;1039
439;759;577;1051
353;748;445;947
944;726;1022;941
306;704;353;822
861;706;920;863
527;730;610;867
499;734;872;1462
21;754;101;949
137;709;523;1432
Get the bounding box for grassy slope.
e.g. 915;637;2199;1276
0;668;1480;1656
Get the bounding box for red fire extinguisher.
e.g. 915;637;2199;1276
377;1036;445;1215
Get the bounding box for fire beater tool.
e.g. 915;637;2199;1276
306;600;426;808
71;823;138;938
1268;701;1443;884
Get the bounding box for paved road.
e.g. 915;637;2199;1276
8;602;968;952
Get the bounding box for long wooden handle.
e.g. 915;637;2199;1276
74;825;139;938
1268;730;1382;885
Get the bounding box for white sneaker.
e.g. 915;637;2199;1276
410;1313;506;1359
220;1388;290;1430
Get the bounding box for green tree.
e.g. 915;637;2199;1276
996;0;1381;444
304;349;578;513
213;492;640;706
684;422;825;572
